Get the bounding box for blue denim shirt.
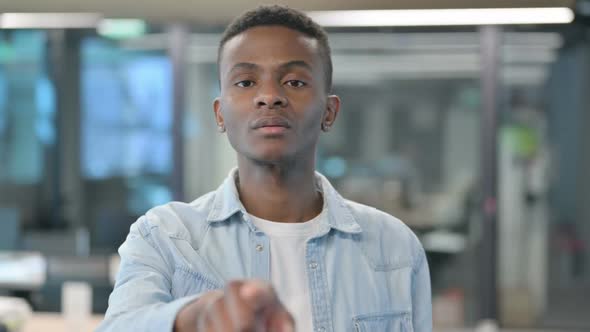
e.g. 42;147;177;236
98;169;432;332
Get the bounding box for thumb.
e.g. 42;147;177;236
266;309;295;332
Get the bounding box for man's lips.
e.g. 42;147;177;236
256;126;289;135
251;116;291;130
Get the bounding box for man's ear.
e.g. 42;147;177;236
213;97;224;126
322;95;340;131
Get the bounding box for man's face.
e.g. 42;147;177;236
214;25;339;163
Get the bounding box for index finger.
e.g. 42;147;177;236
239;280;282;312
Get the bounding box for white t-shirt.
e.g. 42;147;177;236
249;211;324;332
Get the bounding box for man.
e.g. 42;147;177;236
98;5;431;332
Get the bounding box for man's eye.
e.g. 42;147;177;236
235;80;255;88
285;80;306;88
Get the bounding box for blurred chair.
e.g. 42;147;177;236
22;230;79;256
0;208;20;251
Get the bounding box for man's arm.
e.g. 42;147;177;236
96;218;202;332
412;246;433;332
97;217;294;332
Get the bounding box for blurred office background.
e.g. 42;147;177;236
0;0;588;331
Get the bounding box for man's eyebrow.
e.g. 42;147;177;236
227;60;312;76
228;62;260;74
279;60;313;72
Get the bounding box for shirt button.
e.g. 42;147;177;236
316;327;325;332
309;262;318;269
255;244;264;252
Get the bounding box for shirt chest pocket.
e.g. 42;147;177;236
353;312;413;332
171;265;222;298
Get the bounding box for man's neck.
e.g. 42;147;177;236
236;156;323;223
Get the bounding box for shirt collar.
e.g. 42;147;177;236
206;167;362;234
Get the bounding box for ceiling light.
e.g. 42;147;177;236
307;8;574;27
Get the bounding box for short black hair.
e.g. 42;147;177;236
218;5;333;92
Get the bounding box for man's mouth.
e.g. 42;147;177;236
251;116;291;130
256;126;289;134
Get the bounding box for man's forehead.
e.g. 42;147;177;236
220;26;320;66
226;25;317;45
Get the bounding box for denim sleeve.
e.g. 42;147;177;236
96;218;201;332
412;246;433;332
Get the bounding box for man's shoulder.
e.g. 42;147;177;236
343;199;424;270
344;199;415;239
137;191;218;241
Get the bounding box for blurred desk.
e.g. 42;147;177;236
24;313;102;332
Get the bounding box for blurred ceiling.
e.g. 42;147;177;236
0;0;575;25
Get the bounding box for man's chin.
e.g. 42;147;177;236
247;149;295;165
255;154;291;165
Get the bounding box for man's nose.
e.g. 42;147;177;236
253;82;288;109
